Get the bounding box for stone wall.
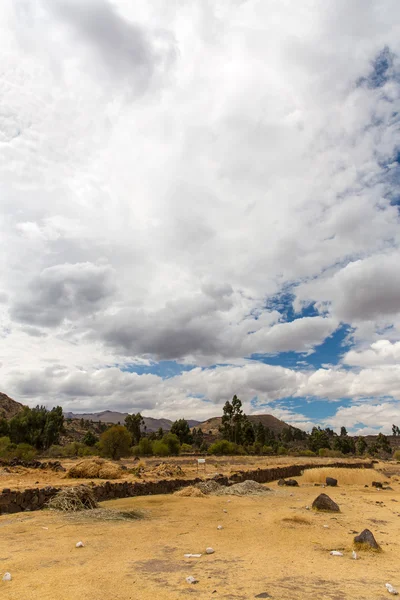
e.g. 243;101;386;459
0;460;373;515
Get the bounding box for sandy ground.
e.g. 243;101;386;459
1;468;400;600
0;455;372;490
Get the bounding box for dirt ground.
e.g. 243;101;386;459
0;455;373;490
1;466;400;600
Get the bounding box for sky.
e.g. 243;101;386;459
1;0;400;434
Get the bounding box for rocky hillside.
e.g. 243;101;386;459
0;392;25;419
194;413;295;436
64;410;200;432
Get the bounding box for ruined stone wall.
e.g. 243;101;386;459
0;461;373;515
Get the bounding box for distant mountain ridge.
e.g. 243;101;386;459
194;413;295;436
64;410;200;432
0;392;25;419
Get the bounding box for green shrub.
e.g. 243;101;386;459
208;440;237;455
277;446;288;455
131;445;140;457
0;436;12;458
299;449;316;457
100;426;132;460
393;449;400;461
83;431;98;447
138;437;153;456
152;441;169;456
62;442;82;457
262;445;274;455
45;445;64;458
318;448;342;458
162;433;180;455
180;443;193;453
13;443;37;461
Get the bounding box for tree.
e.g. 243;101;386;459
308;427;331;452
83;431;98;447
392;424;400;436
171;419;193;444
125;413;145;445
192;427;204;448
356;437;367;455
340;426;348;437
8;405;64;450
99;425;131;459
157;427;164;439
376;432;392;454
255;422;266;446
242;417;255;445
219;395;246;444
0;418;9;437
138;437;153;456
162;432;180;455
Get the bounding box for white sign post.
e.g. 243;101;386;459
197;458;206;474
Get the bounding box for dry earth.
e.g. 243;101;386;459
1;464;400;600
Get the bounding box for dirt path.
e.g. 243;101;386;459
1;475;399;599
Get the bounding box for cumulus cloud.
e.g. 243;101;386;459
11;262;116;327
1;1;400;428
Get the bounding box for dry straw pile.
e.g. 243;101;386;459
301;467;385;486
47;486;98;512
67;458;123;480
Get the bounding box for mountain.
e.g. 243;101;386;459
0;392;25;420
194;413;294;436
64;410;201;432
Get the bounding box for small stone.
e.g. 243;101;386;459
326;477;338;487
372;481;383;489
223;509;227;513
206;547;215;554
352;551;358;560
354;529;381;550
305;505;310;510
186;576;198;584
217;525;223;530
184;553;202;558
2;573;12;582
330;551;343;556
386;583;399;595
285;479;299;487
277;479;286;486
76;541;85;548
312;493;340;512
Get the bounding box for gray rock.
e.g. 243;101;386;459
372;481;383;488
354;529;380;550
326;477;338;487
312;493;340;512
255;594;271;598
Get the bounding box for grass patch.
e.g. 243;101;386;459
282;516;312;525
65;508;145;522
301;468;384;486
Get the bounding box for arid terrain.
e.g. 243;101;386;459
1;461;400;600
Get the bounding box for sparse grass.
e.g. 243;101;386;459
64;508;145;522
282;515;312;525
301;467;385;486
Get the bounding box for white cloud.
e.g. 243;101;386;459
0;1;400;427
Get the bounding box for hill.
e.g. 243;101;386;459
64;410;200;432
194;413;295;436
0;392;25;419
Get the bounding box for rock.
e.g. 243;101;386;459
206;547;215;554
364;485;369;488
75;541;85;548
386;583;399;595
186;576;198;584
285;479;299;487
277;479;286;486
352;551;359;560
326;477;338;487
383;486;394;491
312;493;340;512
372;481;383;488
330;551;343;556
2;573;12;582
354;529;380;550
184;553;202;558
255;594;271;598
217;525;223;530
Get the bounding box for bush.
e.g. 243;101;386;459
162;433;180;455
180;443;193;453
45;445;64;458
299;449;316;457
99;426;132;460
138;438;153;456
394;449;400;461
83;431;98;447
13;443;37;461
152;441;169;456
208;440;237;455
0;436;12;458
262;445;274;455
318;448;342;458
277;446;288;455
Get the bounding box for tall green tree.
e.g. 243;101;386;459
308;427;331;452
100;425;131;459
340;426;348;437
255;422;266;445
8;406;64;450
125;413;145;445
170;419;193;444
219;395;247;444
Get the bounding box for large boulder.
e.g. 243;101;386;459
326;477;337;487
354;529;381;550
312;493;340;512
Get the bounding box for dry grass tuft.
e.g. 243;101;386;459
301;468;384;486
282;515;312;525
47;486;98;512
175;486;206;497
67;458;123;480
353;542;382;553
64;508;145;522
